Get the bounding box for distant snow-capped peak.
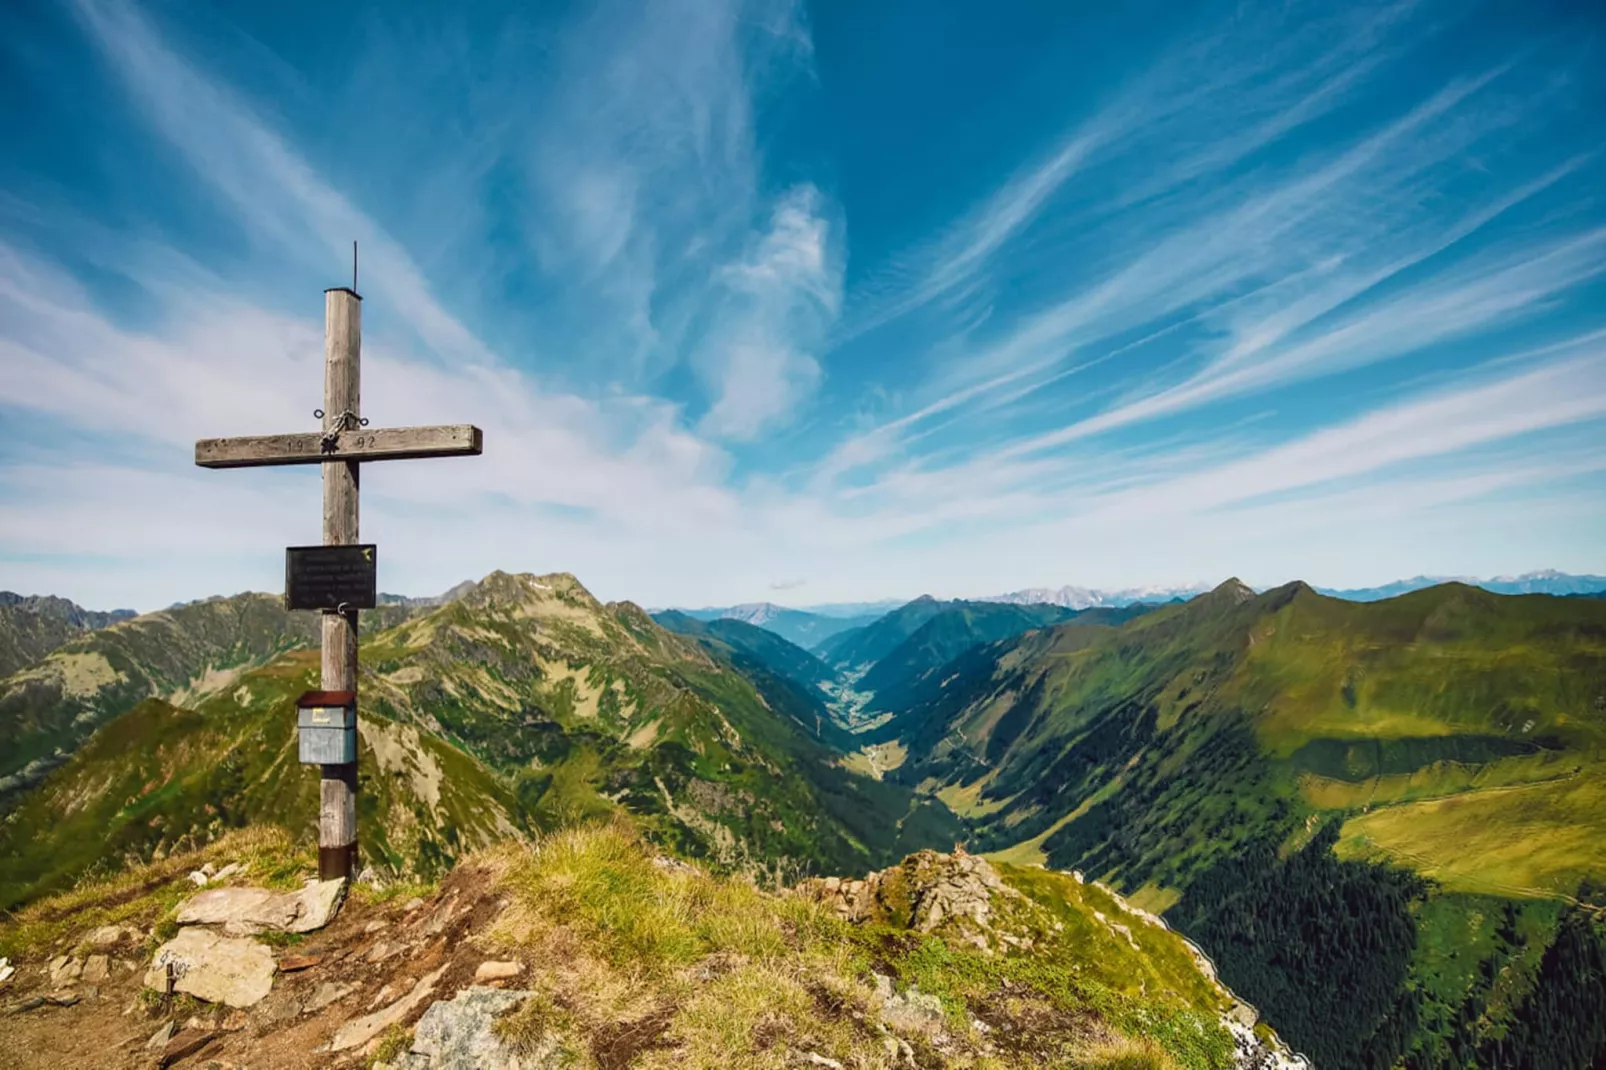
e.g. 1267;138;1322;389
980;582;1212;608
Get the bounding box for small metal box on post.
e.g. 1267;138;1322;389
297;690;358;765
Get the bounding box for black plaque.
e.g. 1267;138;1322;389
285;544;377;611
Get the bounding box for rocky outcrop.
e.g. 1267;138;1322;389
797;846;1022;940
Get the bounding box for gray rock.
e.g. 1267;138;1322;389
48;956;82;987
303;981;355;1014
408;986;549;1069
79;924;140;952
175;879;346;935
142;928;276;1008
81;954;110;984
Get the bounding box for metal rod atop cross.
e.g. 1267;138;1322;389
195;284;483;882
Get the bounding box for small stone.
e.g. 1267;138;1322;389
473;960;522;982
364;920;389;935
402;897;425;913
45;991;80;1006
303;981;355;1014
81;954;111;984
49;956;82;987
161;1029;219;1066
147;1022;176;1050
143;928;277;1008
200;862;217;878
212;862;243;882
0;958;14;986
189;871;210;887
80;924;139;951
175;879;346;935
278;953;321;972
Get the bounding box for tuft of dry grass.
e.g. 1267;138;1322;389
1076;1035;1185;1070
0;825;309;961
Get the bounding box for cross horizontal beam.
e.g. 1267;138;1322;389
195;424;483;469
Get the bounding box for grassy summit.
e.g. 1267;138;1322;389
0;820;1261;1070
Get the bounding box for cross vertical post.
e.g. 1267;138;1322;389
320;287;361;881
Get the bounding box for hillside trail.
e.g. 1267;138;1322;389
0;862;520;1070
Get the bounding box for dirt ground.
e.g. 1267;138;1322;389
0;864;510;1069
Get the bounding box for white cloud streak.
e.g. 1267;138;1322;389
2;0;1602;610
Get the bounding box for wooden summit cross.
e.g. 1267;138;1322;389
195;280;483;882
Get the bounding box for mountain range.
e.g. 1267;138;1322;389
2;569;1605;1066
656;572;1606;633
665;601;888;649
0;572;961;910
0;592;137;678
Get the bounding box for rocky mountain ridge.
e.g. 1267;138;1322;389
0;592;137;678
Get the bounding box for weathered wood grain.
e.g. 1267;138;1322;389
320;287;360;882
194;424;482;468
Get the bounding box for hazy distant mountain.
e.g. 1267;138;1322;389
984;570;1606;608
980;583;1211;609
815;596;959;669
861;603;1156;715
665;601;884;650
0;592;137;677
1316;569;1606;601
377;579;478;607
651;611;837;694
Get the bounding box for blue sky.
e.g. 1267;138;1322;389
1;0;1603;612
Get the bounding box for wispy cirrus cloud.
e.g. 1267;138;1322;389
822;6;1603;489
838;1;1422;344
1;0;1602;610
523;0;838;437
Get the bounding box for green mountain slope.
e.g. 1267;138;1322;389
359;572;962;874
862;602;1153;715
815;596;964;669
0;593;136;677
0;572;961;909
678;603;878;649
0;594;319;806
652;610;837;693
885;579;1606;1067
0;593;422;807
0;649;525;909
